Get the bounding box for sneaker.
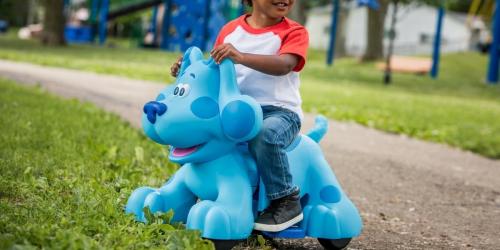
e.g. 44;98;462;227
254;189;303;232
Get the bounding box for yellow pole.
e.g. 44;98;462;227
467;0;483;26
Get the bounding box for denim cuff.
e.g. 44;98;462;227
267;185;299;200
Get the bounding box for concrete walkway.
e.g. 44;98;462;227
1;59;499;249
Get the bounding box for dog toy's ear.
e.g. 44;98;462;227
178;46;204;77
218;59;262;142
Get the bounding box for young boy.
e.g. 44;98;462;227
171;0;308;232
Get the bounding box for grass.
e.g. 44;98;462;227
0;31;177;83
0;34;499;158
301;54;500;158
0;79;214;249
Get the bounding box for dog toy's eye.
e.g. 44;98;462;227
173;84;181;96
179;84;190;97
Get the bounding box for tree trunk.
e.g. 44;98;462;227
41;0;66;46
27;0;37;25
335;3;348;58
288;0;307;25
361;0;389;62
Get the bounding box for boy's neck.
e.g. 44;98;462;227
246;13;284;29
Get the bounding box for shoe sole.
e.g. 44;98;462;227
253;213;304;232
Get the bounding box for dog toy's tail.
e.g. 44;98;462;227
306;115;328;143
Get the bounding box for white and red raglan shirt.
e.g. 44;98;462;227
214;14;309;119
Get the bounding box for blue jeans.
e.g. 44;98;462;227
248;105;301;200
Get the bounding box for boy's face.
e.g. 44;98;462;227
252;0;295;19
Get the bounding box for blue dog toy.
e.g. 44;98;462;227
126;47;362;249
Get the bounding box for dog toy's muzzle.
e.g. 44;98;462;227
143;101;167;124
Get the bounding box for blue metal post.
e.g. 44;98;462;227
98;0;109;45
63;0;70;10
90;0;99;22
63;0;70;21
160;0;172;50
487;0;500;84
239;0;246;15
430;6;444;79
90;0;100;42
151;6;159;43
326;0;339;66
203;0;212;51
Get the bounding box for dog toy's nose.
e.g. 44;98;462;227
143;101;167;124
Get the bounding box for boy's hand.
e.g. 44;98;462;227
170;56;183;77
210;43;245;64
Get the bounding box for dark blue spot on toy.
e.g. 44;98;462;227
221;101;254;139
191;97;219;119
190;73;196;79
320;185;341;203
300;193;310;208
143;101;167;124
156;94;166;101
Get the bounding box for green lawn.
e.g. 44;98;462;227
0;79;214;249
302;55;500;158
0;35;499;158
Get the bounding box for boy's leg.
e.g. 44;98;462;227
249;105;302;232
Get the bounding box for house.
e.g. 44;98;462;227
306;3;472;56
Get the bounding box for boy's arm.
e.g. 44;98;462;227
211;43;299;76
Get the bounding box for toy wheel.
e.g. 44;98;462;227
317;238;351;250
210;239;241;250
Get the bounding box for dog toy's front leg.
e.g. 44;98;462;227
186;175;254;240
126;167;196;223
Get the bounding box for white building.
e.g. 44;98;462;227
306;3;472;56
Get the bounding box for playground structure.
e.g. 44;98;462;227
466;0;499;84
62;0;500;84
326;0;445;82
64;0;242;51
483;0;500;84
326;0;500;85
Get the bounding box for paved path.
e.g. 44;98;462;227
1;59;499;249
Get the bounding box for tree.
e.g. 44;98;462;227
288;0;308;24
40;0;66;46
335;4;349;57
361;0;390;61
0;0;31;27
361;0;445;62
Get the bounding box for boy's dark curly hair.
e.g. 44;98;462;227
242;0;252;7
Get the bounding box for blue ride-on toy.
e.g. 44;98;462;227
126;47;362;250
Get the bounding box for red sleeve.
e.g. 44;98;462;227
214;30;224;47
213;18;240;48
279;27;309;72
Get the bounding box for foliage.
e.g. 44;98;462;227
384;0;470;12
446;0;472;13
0;0;30;27
0;79;213;249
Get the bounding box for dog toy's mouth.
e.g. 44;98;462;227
171;144;204;157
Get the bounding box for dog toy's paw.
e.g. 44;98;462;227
125;186;164;222
186;200;232;239
305;205;341;239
